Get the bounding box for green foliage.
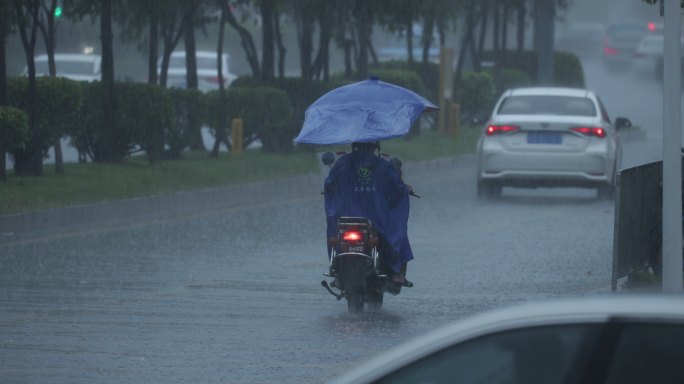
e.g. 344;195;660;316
0;106;29;152
206;86;293;152
553;52;585;87
454;71;496;119
72;82;174;164
481;50;585;88
6;76;83;159
167;88;206;159
116;82;174;164
496;68;532;94
231;76;335;151
370;60;440;103
367;68;427;99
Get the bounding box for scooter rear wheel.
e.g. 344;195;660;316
366;290;383;312
346;292;364;314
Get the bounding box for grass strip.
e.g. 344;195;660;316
0;127;479;215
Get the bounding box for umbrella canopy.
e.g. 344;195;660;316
294;77;438;145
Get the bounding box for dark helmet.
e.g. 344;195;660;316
351;141;380;152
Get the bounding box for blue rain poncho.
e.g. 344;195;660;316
324;149;413;273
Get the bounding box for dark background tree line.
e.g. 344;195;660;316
0;0;570;179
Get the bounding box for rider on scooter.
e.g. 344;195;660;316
324;141;413;284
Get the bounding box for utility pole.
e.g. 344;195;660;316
662;0;683;292
535;0;555;84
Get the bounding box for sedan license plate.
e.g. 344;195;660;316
527;132;562;145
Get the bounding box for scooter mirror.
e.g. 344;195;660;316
322;152;336;166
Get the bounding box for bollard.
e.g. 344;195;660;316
231;118;244;155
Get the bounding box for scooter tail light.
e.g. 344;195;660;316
486;125;519;136
342;230;363;243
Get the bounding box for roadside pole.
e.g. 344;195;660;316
662;0;683;292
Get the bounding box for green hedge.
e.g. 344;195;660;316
6;76;83;174
454;71;496;119
480;50;585;88
72;82;175;164
167;88;205;159
370;60;439;102
231;77;335;151
206;86;293;152
0;106;29;152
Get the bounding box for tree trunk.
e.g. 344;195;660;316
296;6;314;81
14;0;42;176
260;0;276;83
148;15;158;84
477;0;489;71
223;2;260;77
211;6;228;159
312;10;331;81
516;0;526;53
422;12;435;66
406;17;414;66
100;0;119;163
492;1;501;89
356;15;371;78
183;2;204;151
536;0;555;84
274;9;286;79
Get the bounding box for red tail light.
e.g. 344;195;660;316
648;22;656;32
342;230;363;243
604;46;619;56
486;125;519;136
571;127;606;138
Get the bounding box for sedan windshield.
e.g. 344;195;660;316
498;95;597;116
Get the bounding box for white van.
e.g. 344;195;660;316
159;50;237;92
24;53;102;82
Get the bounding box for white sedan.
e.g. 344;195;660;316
331;295;684;384
476;87;631;199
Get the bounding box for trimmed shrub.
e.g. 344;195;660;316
117;82;174;164
0;106;29;152
496;68;532;94
73;82;173;164
167;88;206;159
6;76;83;174
206;86;293;152
370;60;439;102
454;71;496;120
231;76;334;151
481;50;585;87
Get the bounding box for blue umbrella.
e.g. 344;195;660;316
294;77;438;145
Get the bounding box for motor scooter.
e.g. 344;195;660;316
319;152;413;314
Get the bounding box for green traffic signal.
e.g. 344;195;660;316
54;6;62;17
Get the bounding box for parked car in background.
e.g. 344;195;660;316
23;53;102;82
476;87;631;199
160;50;237;92
602;22;648;68
330;295;684;384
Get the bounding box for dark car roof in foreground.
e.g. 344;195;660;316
330;295;684;384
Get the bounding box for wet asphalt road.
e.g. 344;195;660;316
0;56;667;383
0;155;615;384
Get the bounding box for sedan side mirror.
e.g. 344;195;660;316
615;117;632;131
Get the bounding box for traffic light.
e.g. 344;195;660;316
54;6;62;17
